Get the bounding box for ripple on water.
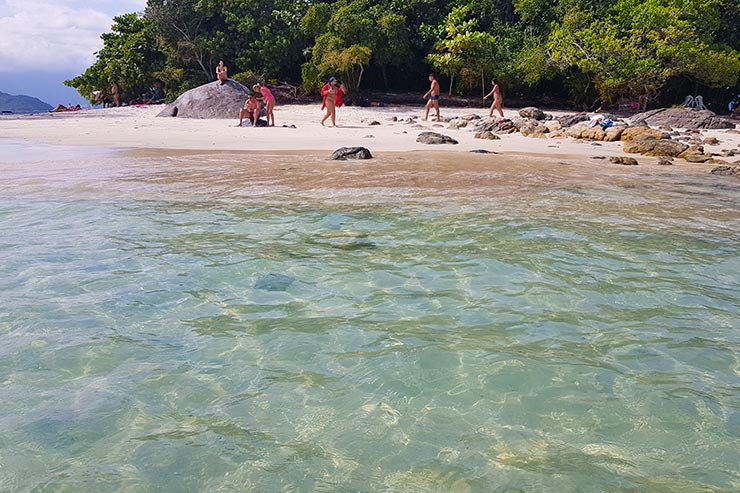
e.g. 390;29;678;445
1;143;739;491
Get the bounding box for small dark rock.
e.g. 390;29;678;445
329;147;373;160
416;131;459;145
609;156;639;166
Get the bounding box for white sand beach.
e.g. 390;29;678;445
1;104;738;174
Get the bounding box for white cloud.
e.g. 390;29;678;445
0;0;146;74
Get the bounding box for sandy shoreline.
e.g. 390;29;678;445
1;104;738;174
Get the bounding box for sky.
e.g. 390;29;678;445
0;0;146;106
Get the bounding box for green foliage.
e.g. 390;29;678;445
427;6;498;95
299;0;412;91
65;13;166;103
68;0;740;108
547;0;740;107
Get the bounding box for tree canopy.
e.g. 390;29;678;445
66;0;740;110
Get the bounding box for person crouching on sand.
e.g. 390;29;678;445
238;94;261;127
423;73;441;122
484;78;504;119
321;77;345;127
253;84;275;126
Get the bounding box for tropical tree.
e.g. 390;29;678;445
65;13;166;102
547;0;740;108
427;6;498;95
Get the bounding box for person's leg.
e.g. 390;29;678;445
238;108;247;126
252;109;259;126
424;100;431;121
330;106;337;127
495;100;504;118
267;100;275;126
433;101;440;121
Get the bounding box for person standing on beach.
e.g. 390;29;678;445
423;74;441;122
321;77;345;127
483;78;504;119
111;82;120;107
216;61;228;85
253;84;276;126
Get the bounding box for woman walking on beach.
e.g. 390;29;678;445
253;84;276;126
484;78;504;119
321;77;345;127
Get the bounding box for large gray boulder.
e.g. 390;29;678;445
158;80;250;118
630;107;733;129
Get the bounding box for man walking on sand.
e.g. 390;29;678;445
423;74;441;122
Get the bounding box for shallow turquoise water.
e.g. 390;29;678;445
1;142;739;492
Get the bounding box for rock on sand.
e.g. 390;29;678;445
158;80;251;119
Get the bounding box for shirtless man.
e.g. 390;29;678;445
423;74;441;122
238;94;261;127
484;78;504;118
216;61;228;85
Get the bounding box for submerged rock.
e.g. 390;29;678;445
158;80;251;119
416;131;458;145
329;147;373;160
609;156;639;166
254;273;295;291
710;165;740;176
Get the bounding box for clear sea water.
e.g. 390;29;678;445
1;141;739;492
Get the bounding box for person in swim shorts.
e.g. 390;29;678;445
423;73;441;122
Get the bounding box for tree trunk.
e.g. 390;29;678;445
357;64;364;92
448;73;454;96
381;66;389;89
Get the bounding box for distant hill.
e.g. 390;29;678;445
0;91;52;114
